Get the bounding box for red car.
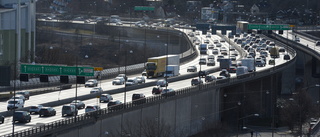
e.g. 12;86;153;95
152;87;164;94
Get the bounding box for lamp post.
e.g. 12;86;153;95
124;40;132;106
237;113;259;137
164;43;168;90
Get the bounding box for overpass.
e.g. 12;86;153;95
0;24;303;137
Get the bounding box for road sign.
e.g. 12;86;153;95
21;64;94;76
94;67;103;71
248;24;290;30
134;6;155;11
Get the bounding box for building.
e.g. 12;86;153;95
0;0;36;80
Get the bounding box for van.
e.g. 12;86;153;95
236;66;249;76
11;95;25;102
61;105;78;117
7;99;24;111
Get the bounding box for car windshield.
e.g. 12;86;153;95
31;106;39;109
62;106;71;110
8;101;17;104
127;80;134;82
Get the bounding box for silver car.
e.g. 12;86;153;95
136;76;146;84
29;105;43;114
112;77;125;85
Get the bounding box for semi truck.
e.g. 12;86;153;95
241;58;255;72
219;58;231;70
145;55;180;78
164;65;180;77
199;44;207;55
269;46;279;58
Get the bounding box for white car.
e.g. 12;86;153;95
112;77;125;85
90;87;103;94
85;79;98;87
125;78;138;86
29;105;44;114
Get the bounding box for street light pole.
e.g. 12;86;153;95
124;40;132;106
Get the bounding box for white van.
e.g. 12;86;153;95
7;99;24;111
236;66;248;76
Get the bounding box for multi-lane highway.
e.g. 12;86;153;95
0;28;292;136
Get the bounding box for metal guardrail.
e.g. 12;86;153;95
2;36;297;137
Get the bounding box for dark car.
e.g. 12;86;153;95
132;93;146;105
198;71;209;78
191;78;203;86
70;100;85;109
62;105;78;117
228;66;237;73
13;111;31;123
152;86;164;94
161;88;175;97
0;114;4;124
16;91;30;100
39;107;56;117
205;75;216;82
219;69;230;78
108;100;124;110
284;54;290;60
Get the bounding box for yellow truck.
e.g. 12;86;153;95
269;46;279;58
145;55;179;78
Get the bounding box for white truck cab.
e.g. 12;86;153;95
7;99;24;111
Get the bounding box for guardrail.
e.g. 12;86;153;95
2;36;297;137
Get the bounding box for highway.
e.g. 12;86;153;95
0;28;292;136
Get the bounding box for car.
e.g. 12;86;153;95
142;69;147;76
213;40;219;44
16;91;30;100
269;59;275;65
136;76;146;84
62;105;78;116
112;77;125;85
90;87;103;94
207;44;214;49
216;76;227;80
278;47;285;52
11;95;25;102
295;37;300;42
199;58;207;65
198;70;209;78
191;78;203;86
13;111;31;123
117;74;127;81
161;88;175;97
152;86;164;94
70;100;85;109
220;69;230;78
204;39;210;43
156;79;168;87
187;66;197;72
100;94;113;103
126;78;138;86
217;55;224;62
29;105;44;114
316;41;320;46
220;38;225;42
228;66;237;73
132;93;146;105
205;75;216;82
212;49;219;54
0;114;4;124
39;107;56;117
195;31;200;35
207;59;216;66
7;99;24;111
230;56;236;61
255;59;266;67
116;21;123;25
284;54;290;60
206;34;211;38
108;100;123;110
215;43;222;47
85;79;98;87
221;51;228;56
85;105;101;113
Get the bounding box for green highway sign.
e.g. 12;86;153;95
21;64;94;76
134;6;155;11
248;24;290;30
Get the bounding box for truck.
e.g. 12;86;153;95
241;58;255;72
219;58;231;70
269;46;279;58
145;55;180;78
199;44;207;55
164;65;180;77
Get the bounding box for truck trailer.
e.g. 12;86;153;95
164;65;180;77
145;55;180;78
219;58;231;70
